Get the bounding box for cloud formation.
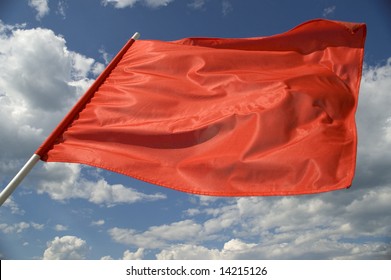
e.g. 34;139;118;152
28;0;50;20
112;184;391;259
56;0;67;19
102;0;174;9
0;21;96;163
109;219;203;249
43;236;89;259
36;163;166;206
103;0;233;15
0;22;166;206
0;221;44;234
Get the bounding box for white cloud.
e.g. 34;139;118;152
28;0;50;20
110;184;390;259
0;222;30;234
91;220;105;226
109;219;203;248
56;0;67;19
123;248;145;259
157;238;390;260
355;59;391;187
100;248;145;260
157;244;220;259
100;255;114;260
0;22;166;206
99;47;112;65
32;222;45;230
125;183;391;259
0;22;27;34
144;0;174;8
203;204;237;234
36;163;167;206
322;5;336;18
102;0;174;9
1;197;25;215
223;238;257;251
102;0;232;14
0;22;95;165
43;235;89;259
156;239;257;260
155;187;391;259
70;53;98;79
102;0;138;8
54;224;68;231
0;221;44;234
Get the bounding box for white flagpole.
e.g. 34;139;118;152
0;154;40;206
132;32;140;40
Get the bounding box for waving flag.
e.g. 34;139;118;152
35;19;366;196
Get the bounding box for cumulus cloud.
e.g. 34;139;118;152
109;219;203;248
0;21;96;163
0;22;167;206
123;248;145;259
0;222;30;234
91;220;105;226
28;0;50;20
102;0;174;9
108;185;390;258
43;235;89;259
0;221;44;234
154;188;391;259
157;239;257;260
101;248;145;260
157;244;220;259
102;0;232;15
157;238;390;260
54;224;68;231
355;59;391;188
35;162;166;206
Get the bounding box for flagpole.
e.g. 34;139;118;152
0;32;141;207
0;154;40;206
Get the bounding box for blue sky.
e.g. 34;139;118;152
0;0;390;260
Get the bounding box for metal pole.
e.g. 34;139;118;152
132;32;140;40
0;154;40;206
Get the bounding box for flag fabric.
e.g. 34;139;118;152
36;19;366;196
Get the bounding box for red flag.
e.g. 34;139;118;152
36;19;366;196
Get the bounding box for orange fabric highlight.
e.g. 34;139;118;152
37;19;366;196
